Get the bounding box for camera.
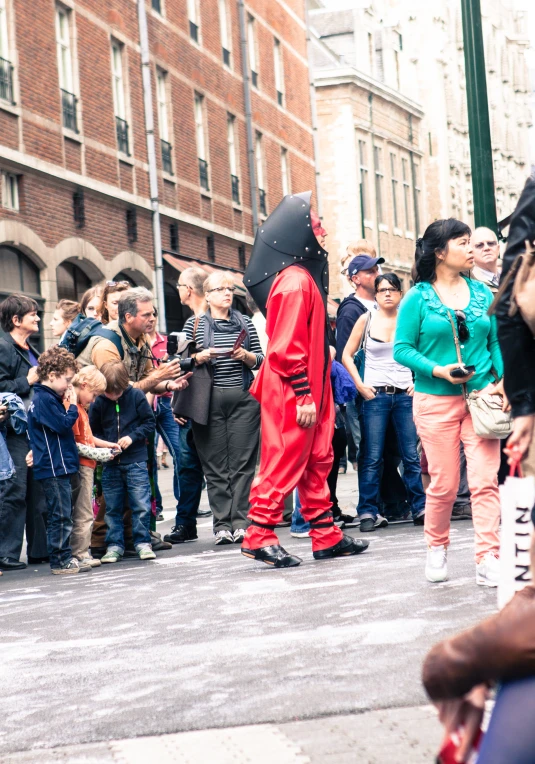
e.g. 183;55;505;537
166;332;195;373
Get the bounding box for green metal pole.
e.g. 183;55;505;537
460;0;498;232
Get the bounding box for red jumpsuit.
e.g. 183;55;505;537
243;266;344;553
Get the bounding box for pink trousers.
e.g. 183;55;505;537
413;393;500;562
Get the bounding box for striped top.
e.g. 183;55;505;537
184;314;264;388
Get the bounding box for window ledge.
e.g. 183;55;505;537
201;190;213;200
162;171;176;183
363;219;374;229
232;203;243;212
378;223;389;233
63;128;82;144
0;100;20;118
118;152;135;166
393;227;403;237
405;230;415;240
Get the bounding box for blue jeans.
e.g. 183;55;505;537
155;397;181;511
357;392;425;519
174;419;204;529
477;676;535;763
290;490;310;533
39;474;75;569
344;398;361;463
101;462;152;551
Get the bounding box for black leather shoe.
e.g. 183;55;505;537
28;556;50;564
313;534;369;560
413;511;425;526
359;518;376;533
0;557;27;570
164;525;198;544
241;545;302;567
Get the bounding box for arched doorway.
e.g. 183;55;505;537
56;261;92;301
112;270;138;287
0;245;44;348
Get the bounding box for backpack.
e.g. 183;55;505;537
58;314;124;359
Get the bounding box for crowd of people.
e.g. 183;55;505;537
0;191;515;585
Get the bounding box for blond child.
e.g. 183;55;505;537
71;366;120;567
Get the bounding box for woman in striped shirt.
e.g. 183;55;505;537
184;272;263;545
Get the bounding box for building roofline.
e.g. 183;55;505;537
314;66;424;118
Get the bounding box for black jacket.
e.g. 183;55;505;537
0;333;40;419
495;175;535;417
89;385;155;465
335;295;369;362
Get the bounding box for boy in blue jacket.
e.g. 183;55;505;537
27;347;89;575
89;361;156;563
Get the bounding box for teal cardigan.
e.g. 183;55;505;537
393;278;503;397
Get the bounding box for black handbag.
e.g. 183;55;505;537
171;317;213;426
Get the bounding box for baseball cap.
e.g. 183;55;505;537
348;255;385;275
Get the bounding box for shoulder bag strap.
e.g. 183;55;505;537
193;315;200;342
358;311;372;354
432;285;468;401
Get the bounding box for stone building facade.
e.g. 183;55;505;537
0;0;316;345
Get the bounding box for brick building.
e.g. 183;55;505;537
0;0;316;345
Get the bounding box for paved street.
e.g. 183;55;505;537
0;466;497;763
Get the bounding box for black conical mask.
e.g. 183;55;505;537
244;191;329;317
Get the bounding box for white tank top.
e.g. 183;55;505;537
363;335;413;389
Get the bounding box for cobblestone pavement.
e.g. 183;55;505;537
0;466;496;762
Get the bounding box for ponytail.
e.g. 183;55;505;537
414;218;471;283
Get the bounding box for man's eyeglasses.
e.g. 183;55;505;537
455;310;469;342
376;287;401;294
206;286;236;294
473;241;498;249
106;280;130;287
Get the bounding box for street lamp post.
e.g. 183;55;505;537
460;0;498;232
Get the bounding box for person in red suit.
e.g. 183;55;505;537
241;191;369;567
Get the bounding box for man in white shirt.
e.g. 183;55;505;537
471;227;500;293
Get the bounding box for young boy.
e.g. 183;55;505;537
71;365;121;568
89;361;156;563
27;346;87;575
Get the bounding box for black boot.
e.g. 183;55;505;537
313;534;369;560
241;544;302;567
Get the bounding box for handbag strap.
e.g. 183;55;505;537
431;285;468;401
193;315;200;342
358;311;372;354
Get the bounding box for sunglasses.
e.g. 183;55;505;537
455;310;469;342
473;241;498;249
106;280;130;288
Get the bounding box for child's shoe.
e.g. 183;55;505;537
51;558;81;575
101;548;123;564
137;544;156;561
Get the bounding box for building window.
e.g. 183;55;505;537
401;157;412;231
227;114;240;204
374;30;384;83
187;0;199;42
157;70;173;174
373;145;384;225
281;147;290;196
56;6;78;132
72;188;85;228
0;246;40;296
358;140;369;222
126;208;137;244
219;0;231;67
390;153;399;229
274;38;284;106
207;233;215;263
367;32;373;76
255;132;266;215
111;42;129;156
0;0;14;104
151;0;162;14
2;171;19;210
195;93;209;191
170;222;179;252
56;261;91;301
247;16;258;88
413;161;421;236
238;244;246;270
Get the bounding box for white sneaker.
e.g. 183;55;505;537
425;545;448;583
476;552;500;587
233;529;246;544
374;513;389;529
214;530;234;545
290;530;310;538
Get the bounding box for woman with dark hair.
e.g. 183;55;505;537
98;281;130;325
343;273;425;531
0;294;47;570
394;218;504;586
80;286;102;319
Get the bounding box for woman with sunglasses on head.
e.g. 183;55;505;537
184;271;263;545
394;218;504;587
98;281;131;325
343;272;426;532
